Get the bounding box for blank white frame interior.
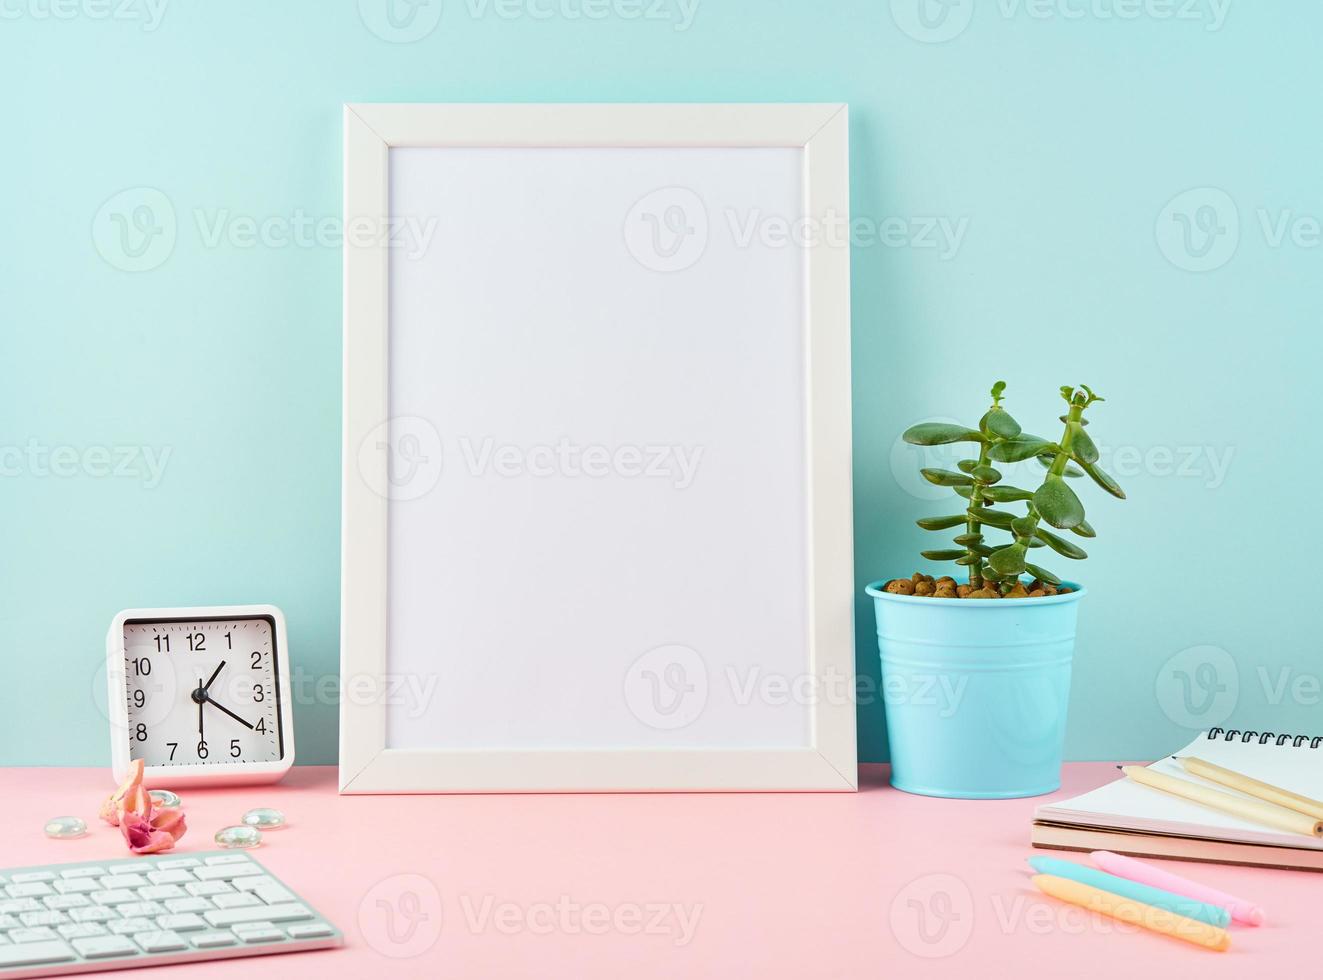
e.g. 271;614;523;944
341;103;854;792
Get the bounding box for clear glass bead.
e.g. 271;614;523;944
214;825;262;849
44;816;87;839
149;790;182;807
241;807;285;830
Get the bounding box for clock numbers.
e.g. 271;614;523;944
125;618;281;768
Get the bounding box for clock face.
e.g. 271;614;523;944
122;616;284;767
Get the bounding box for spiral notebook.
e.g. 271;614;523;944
1032;729;1323;871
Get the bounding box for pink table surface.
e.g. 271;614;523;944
0;763;1315;977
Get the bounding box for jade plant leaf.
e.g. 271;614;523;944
953;532;983;545
970;465;1002;484
988;435;1055;462
921;549;967;561
916;515;967;530
1025;563;1062;586
957;459;978;473
1035;454;1084;477
982;485;1034;503
1034;475;1086;529
1010;515;1037;537
980;408;1022;439
966;506;1015;529
1034;527;1088;560
987;543;1028;576
954;554;979;565
903;423;985;446
1070;519;1096;538
1069;422;1099;465
921;468;974;487
1080;459;1126;499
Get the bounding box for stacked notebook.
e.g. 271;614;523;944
1033;728;1323;871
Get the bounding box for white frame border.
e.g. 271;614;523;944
341;103;854;793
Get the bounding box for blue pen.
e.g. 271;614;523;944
1026;856;1231;928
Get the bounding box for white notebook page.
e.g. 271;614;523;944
1036;730;1323;849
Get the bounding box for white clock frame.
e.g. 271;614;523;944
106;604;296;787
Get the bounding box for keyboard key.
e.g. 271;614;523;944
254;884;294;904
185;881;232;897
70;906;118;923
19;910;67;927
0;939;75;967
204;903;312;927
157;913;208;932
213;893;261;909
10;927;59;942
99;874;148;889
71;935;138;959
147;870;195;885
234;924;284;943
165;897;213;913
140;884;186;900
0;898;42;914
10;872;56;884
58;922;107;939
91;889;139;905
59;867;105;879
119;901;165;918
234;876;277;893
190;931;237;948
134;929;189;952
0;913;20;928
287;922;335;939
204;855;254;866
195;864;265;881
7;882;54;898
55;879;102;894
157;858;200;870
43;894;91;910
109;917;157;935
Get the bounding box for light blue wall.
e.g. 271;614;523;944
2;1;1316;766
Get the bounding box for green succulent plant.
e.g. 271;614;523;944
902;382;1126;594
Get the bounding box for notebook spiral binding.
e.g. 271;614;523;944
1207;727;1323;749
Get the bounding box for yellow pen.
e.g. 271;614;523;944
1031;875;1230;952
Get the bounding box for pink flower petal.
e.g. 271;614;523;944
100;760;146;827
150;807;187;841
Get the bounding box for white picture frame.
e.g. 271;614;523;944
341;103;854;793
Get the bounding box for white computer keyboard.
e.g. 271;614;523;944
0;850;341;977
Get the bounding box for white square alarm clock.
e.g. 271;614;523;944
106;605;295;787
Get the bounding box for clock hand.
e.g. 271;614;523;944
198;678;204;740
202;661;226;694
202;694;255;730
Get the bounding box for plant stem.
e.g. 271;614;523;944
965;442;992;589
1049;401;1085;476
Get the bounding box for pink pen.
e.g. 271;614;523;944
1090;851;1265;926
